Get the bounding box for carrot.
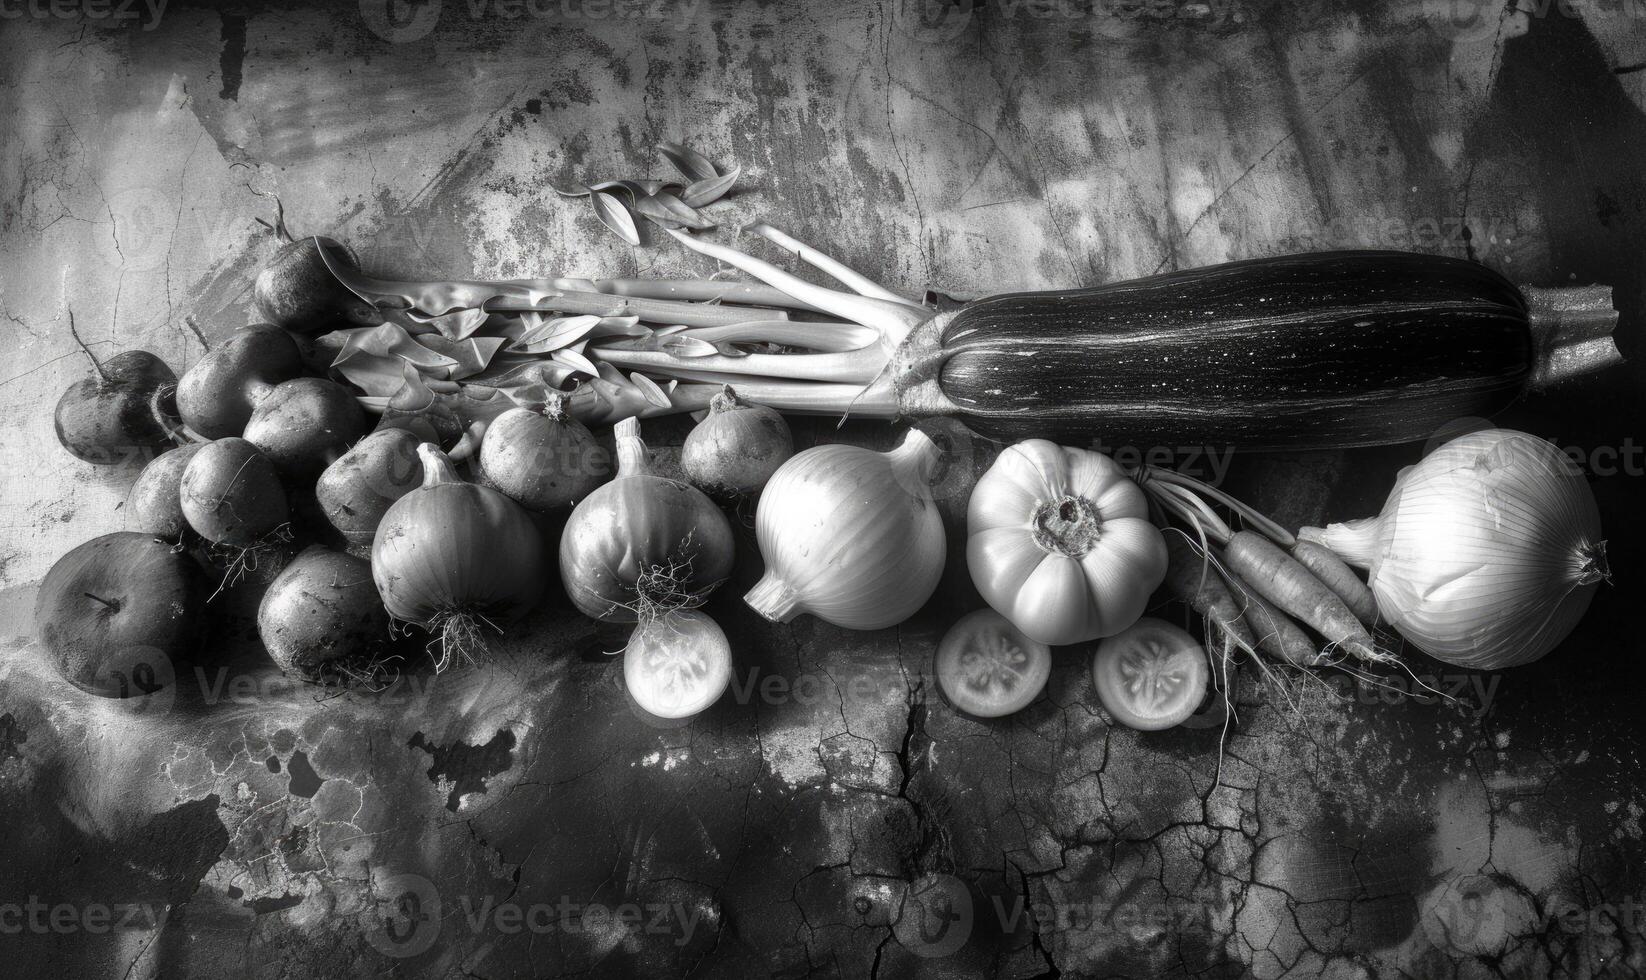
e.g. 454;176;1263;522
1289;539;1379;627
1162;532;1256;655
1224;530;1380;663
1219;564;1320;667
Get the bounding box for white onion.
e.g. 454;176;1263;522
1301;429;1609;669
744;429;945;631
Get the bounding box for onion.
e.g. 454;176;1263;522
372;444;548;668
744;429;945;631
179;437;289;549
317;427;423;554
258;546;388;675
477;393;608;513
127;444;204;540
680;385;794;497
558;417;735;623
1301;428;1609;669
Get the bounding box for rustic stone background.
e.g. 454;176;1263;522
2;0;1644;976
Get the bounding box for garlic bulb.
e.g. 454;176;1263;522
744;429;945;630
1301;429;1609;669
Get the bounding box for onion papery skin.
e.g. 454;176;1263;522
372;446;548;633
744;430;945;631
558;419;735;623
1304;428;1607;669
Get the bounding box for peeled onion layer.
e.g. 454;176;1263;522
1302;428;1609;669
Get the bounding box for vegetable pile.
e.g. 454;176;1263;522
32;142;1621;731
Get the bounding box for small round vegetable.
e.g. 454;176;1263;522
935;609;1052;717
560;418;735;623
744;429;944;631
258;546;388;673
477;393;607;513
1091;618;1209;731
54;350;181;465
681;385;793;497
176;323;304;438
1302;428;1609;669
179;437;289;548
34;531;200;697
126;443;205;539
253;236;383;335
373;444;548;669
243;377;368;475
316;427;423;551
624;609;733;719
968;440;1167;646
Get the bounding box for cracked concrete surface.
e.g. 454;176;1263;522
1;1;1644;976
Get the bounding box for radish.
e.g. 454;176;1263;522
176;323;304;438
253;236;383;335
316;427;422;553
126;444;204;540
258;546;389;675
179;438;290;579
54;346;180;465
34;532;201;697
243;377;367;475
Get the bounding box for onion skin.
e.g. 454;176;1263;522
254;237;384;336
317;427;423;552
127;443;204;540
558;417;735;623
258;546;388;673
372;445;548;639
744;430;945;631
179;438;289;548
34;531;201;698
478;395;608;513
243;377;368;476
1301;428;1608;668
681;385;793;498
176;323;304;439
